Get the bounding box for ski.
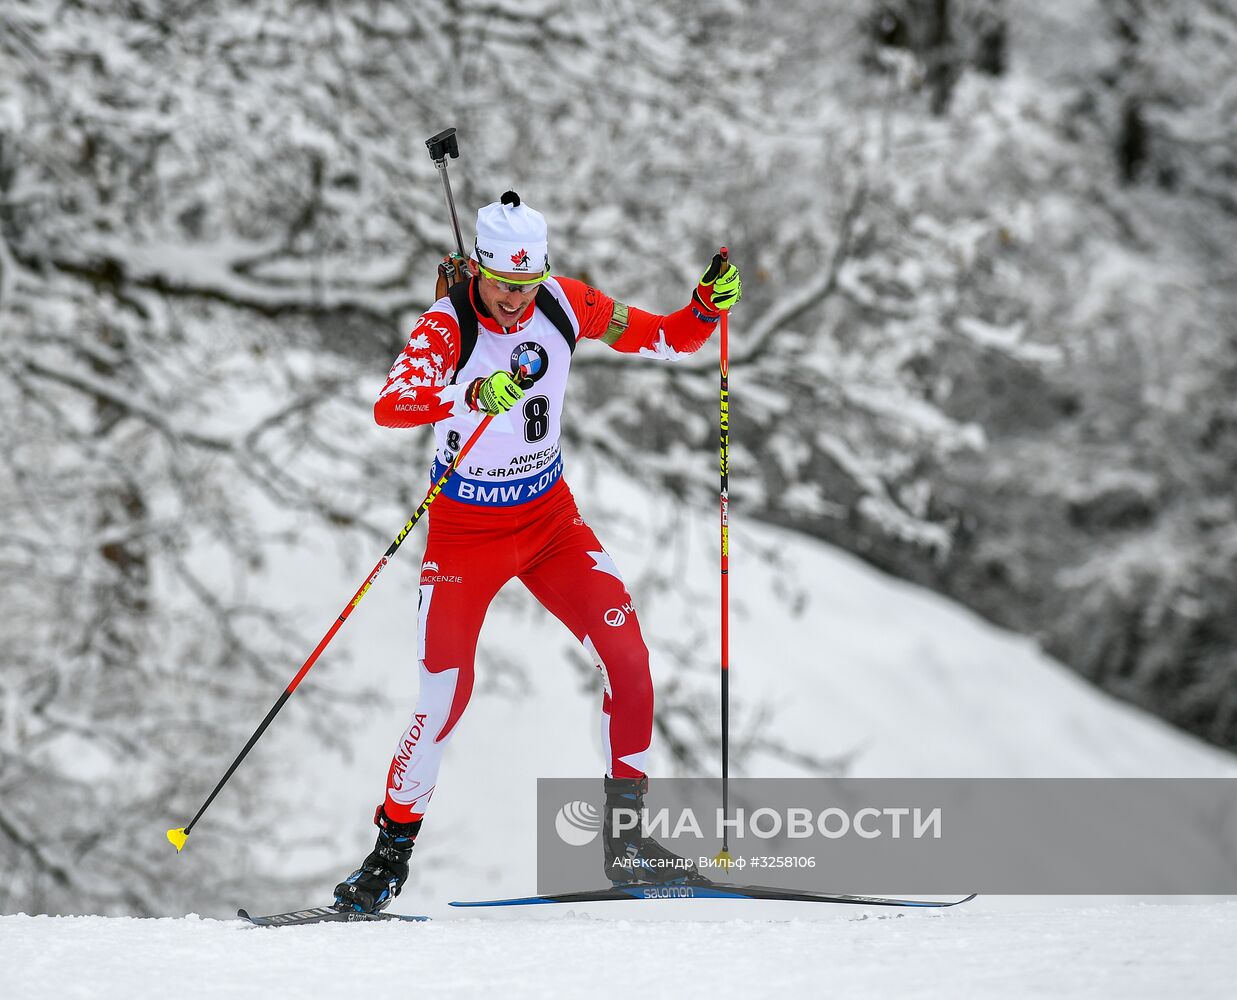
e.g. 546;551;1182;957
450;883;977;908
237;905;430;926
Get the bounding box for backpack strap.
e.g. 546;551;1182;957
447;279;479;385
448;278;577;384
535;285;577;356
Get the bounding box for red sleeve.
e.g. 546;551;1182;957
373;309;462;427
554;275;617;341
556;275;719;360
608;301;718;358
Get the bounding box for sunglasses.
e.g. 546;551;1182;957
475;261;550;293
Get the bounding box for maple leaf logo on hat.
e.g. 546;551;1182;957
510;248;530;269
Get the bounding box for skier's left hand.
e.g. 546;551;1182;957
693;253;742;313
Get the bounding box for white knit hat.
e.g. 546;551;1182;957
474;191;549;275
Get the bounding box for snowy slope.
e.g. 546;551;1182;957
7;462;1237;998
243;461;1236;914
3;902;1236;1000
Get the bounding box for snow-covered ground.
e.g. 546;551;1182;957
8;465;1236;996
4;901;1236;1000
265;464;1235;910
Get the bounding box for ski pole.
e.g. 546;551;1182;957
716;247;734;868
425;127;467;258
167;414;495;852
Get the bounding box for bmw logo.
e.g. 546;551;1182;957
511;342;549;384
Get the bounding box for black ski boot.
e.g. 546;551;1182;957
603;775;709;886
333;806;422;913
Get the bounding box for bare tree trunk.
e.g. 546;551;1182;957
919;0;949;116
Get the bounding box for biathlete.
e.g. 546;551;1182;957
334;191;741;913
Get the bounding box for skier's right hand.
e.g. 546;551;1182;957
466;370;525;415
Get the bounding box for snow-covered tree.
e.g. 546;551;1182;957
0;0;798;915
3;0;1235;918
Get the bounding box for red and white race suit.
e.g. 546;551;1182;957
373;275;719;822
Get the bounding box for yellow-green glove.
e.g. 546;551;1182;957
693;253;742;313
466;370;525;415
